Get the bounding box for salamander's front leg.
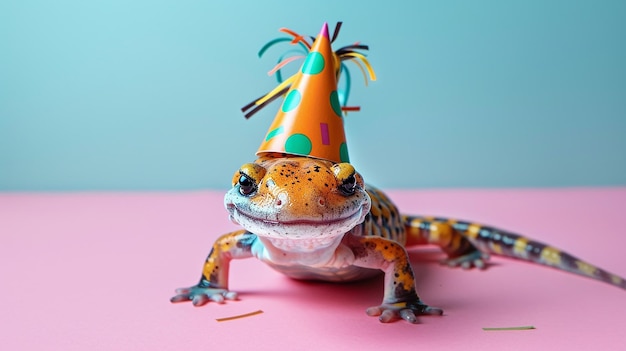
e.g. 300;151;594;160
346;234;443;323
171;230;257;306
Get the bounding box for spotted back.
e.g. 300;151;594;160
358;185;406;244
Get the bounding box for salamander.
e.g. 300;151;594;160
171;154;626;323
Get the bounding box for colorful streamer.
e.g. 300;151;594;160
242;22;376;119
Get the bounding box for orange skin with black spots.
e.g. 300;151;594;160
172;155;626;323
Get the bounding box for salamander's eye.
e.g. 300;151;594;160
339;174;357;195
233;163;266;196
332;162;363;196
238;173;257;196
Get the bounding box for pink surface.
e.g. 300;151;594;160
1;188;626;350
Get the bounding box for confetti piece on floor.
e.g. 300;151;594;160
216;310;264;322
482;326;536;331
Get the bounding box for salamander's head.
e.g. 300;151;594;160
224;155;371;251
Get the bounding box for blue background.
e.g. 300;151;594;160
1;0;625;191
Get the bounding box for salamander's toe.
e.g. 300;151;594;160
442;250;490;270
366;300;443;324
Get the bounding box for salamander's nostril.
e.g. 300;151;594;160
275;192;288;208
318;198;325;206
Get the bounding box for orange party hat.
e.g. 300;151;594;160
256;23;350;163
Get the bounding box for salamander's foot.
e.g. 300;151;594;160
366;300;443;324
170;285;239;306
442;250;490;269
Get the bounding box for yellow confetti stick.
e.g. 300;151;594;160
215;310;264;322
482;326;536;331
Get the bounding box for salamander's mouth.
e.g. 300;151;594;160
227;204;365;240
236;212;360;226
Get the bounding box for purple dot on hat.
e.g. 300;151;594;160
285;133;312;155
282;90;301;112
330;90;342;117
320;123;330;145
301;52;325;75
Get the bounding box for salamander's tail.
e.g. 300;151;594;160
403;216;626;290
